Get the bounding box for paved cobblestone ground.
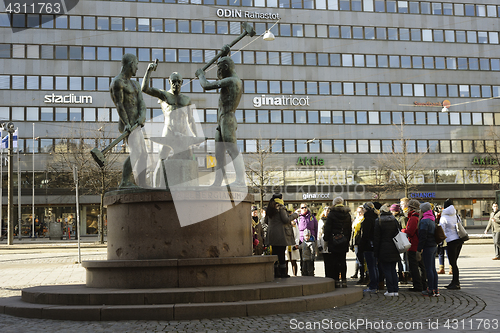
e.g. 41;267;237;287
0;242;498;333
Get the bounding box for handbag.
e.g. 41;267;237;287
456;215;469;242
330;233;348;252
393;230;411;253
434;223;447;244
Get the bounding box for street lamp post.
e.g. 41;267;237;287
4;122;14;245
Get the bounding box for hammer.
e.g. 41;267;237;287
201;22;256;71
90;123;139;168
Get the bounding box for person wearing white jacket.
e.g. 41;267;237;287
439;199;463;290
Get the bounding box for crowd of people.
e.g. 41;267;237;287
251;194;500;297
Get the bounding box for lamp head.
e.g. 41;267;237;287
263;30;275;41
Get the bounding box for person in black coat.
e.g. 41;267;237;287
323;196;352;288
361;202;379;292
374;204;401;296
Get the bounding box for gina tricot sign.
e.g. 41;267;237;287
44;93;93;104
216;8;280;20
253;95;310;108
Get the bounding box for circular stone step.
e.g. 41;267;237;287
0;278;362;321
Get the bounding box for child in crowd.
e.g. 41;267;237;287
299;229;316;276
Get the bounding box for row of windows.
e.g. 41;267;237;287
2;14;500;45
2;75;500;99
4;43;500;73
10;136;500;155
232;138;500;154
105;0;500;19
2;106;500;127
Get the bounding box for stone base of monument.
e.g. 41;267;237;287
1;189;362;320
0;278;363;321
83;256;275;288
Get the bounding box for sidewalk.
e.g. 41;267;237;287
0;242;499;332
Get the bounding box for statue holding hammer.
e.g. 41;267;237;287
195;23;255;187
110;53;147;188
195;46;245;187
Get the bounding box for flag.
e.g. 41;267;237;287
1;129;18;149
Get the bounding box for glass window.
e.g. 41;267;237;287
465;4;475;16
204;21;215;34
366;55;376;67
449;112;460;125
454;3;464;15
69;108;81;121
284;140;295;153
256;52;265;64
306;53;316;65
376;27;386;40
354;54;364;67
308;111;319;123
270;110;281;123
435;57;445;69
448;84;458;97
342;54;352;66
293;24;303;37
400;28;410;40
283;110;294;123
346;140;357;153
478;32;488;44
389;56;399;68
367;83;378;96
69;16;81;29
365;27;375;39
370;140;381;153
353;27;363;39
345;111;355;124
427;112;437;124
461;113;471;125
428;140;439;153
55;108;67;121
341;26;351;38
368;112;379;124
444;30;455;42
391;83;401;96
489;32;499;44
355;83;366;95
319;82;329;94
356;111;367;123
387;28;398;40
307;82;317;94
124;18;136;31
293;53;304;65
433;30;443;42
456;31;466;43
439;112;449;125
321;140;332;153
410;29;421;41
404;112;414;124
382;140;392;153
379;83;390;96
467;31;477;43
332;111;343;123
343;82;354;95
378;55;388;67
402;84;412;96
41;108;53;121
320;111;331;123
334;140;345;153
331;82;342;95
440;141;451;153
422;29;432;41
432;2;442;14
393;112;402;124
380;112;391;124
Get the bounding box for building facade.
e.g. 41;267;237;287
1;0;500;236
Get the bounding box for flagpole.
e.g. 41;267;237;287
0;128;2;240
17;130;21;240
32;123;35;239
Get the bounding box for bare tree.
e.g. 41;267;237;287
244;139;281;209
48;123;123;243
374;123;428;198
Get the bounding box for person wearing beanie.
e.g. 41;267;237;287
402;200;428;293
444;198;453;209
417;202;439;296
408;199;421;212
298;228;316;276
374;203;401;296
265;194;298;278
333;196;344;206
390;203;409;284
440;199;465;289
324;196;352;288
360;202;379;293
